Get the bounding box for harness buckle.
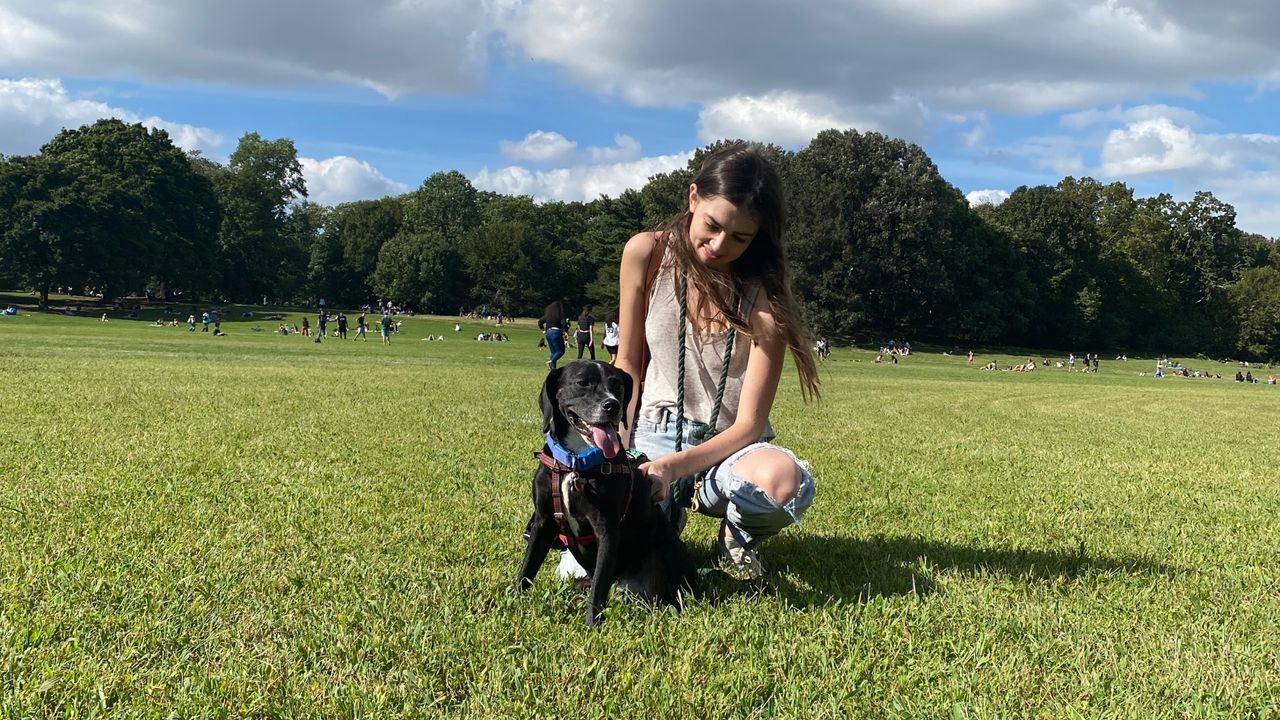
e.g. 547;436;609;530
599;461;614;476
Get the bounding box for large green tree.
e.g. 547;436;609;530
1228;266;1280;359
401;171;481;241
371;230;466;313
787;129;978;340
310;197;402;306
0;120;219;305
215;133;307;301
0;153;84;307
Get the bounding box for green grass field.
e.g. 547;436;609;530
2;304;1279;718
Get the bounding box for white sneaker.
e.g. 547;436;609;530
716;521;764;581
556;550;589;580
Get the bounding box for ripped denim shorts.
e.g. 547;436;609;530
632;410;816;549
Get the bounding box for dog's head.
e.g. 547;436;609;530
540;360;633;460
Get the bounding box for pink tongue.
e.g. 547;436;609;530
589;425;622;459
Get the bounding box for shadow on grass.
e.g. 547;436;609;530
756;532;1178;607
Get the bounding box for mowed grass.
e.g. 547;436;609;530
2;307;1280;718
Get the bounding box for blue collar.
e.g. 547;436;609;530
545;433;606;472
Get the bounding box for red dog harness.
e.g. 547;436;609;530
536;447;641;548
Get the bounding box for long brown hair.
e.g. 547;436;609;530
661;142;820;401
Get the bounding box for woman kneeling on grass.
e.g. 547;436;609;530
561;142;820;582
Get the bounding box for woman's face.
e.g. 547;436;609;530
687;184;758;271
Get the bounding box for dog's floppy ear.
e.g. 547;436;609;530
539;367;568;438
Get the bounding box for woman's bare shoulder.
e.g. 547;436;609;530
621;231;661;273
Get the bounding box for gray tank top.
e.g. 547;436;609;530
639;255;763;432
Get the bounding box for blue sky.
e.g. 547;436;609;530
5;1;1280;236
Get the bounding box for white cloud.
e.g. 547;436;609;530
697;92;881;148
0;77;221;156
299;155;410;206
472;150;693;202
498;0;1280;126
140;117;224;156
1081;109;1280;236
1099;118;1219;175
587;134;641;163
0;0;498;98
966;189;1010;207
499;130;578;162
1060;104;1208;130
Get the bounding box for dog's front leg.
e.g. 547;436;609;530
586;523;620;626
516;512;557;590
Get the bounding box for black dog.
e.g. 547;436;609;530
516;360;696;626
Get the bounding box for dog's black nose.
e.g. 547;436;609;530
601;398;620;415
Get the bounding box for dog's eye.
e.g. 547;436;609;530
576;380;592;388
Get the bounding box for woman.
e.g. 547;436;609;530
538;301;569;369
575;305;596;360
601;311;620;363
610;142;819;581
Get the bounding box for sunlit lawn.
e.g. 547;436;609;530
2;304;1279;717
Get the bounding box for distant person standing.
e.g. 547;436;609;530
967;350;974;366
575;304;596;360
301;316;310;336
1092;354;1099;373
337;312;348;340
201;311;210;332
318;310;328;338
601;310;620;363
355;312;368;340
380;313;394;345
538;301;568;369
187;314;197;332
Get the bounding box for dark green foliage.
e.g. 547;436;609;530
788;129;999;341
0;120;219;305
1227;266;1280;359
311;198;402;306
214;133;307;301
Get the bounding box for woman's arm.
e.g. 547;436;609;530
616;232;657;446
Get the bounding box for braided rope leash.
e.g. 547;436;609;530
672;267;735;513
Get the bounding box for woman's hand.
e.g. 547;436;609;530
639;455;682;503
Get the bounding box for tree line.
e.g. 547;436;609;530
3;119;1280;358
